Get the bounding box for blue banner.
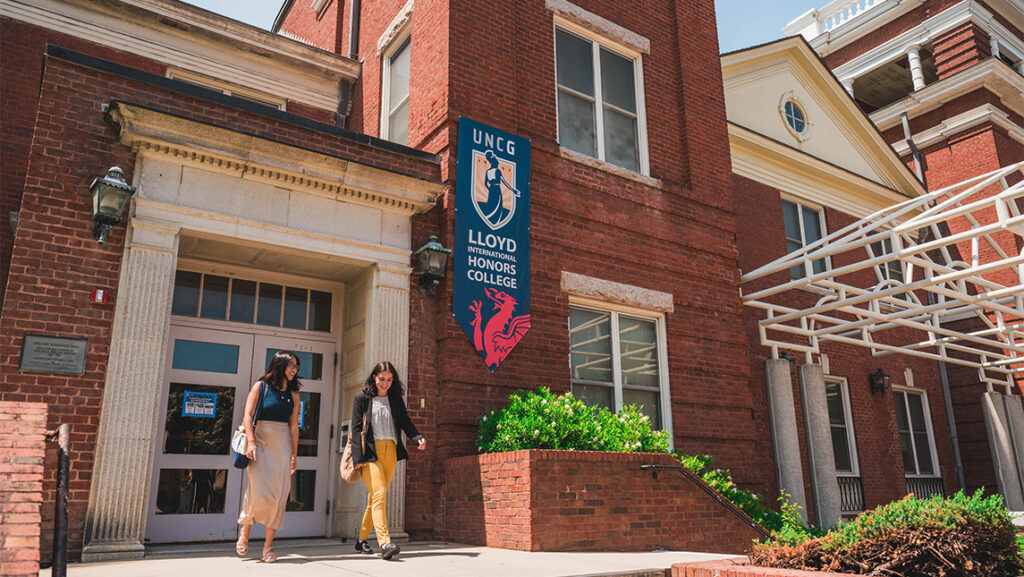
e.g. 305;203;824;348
454;118;531;370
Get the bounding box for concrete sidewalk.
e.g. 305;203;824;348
39;540;741;577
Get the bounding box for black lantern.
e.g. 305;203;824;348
90;167;136;244
869;368;891;395
414;235;451;295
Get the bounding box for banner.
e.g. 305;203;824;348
453;117;531;370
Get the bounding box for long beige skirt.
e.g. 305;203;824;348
238;421;291;530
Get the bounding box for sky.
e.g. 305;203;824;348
182;0;821;54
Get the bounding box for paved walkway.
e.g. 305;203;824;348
40;540;741;577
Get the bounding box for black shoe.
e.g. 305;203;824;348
380;542;400;560
354;539;373;554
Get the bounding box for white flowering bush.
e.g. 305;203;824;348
475;387;670;453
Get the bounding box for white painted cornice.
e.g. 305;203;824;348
729;122;918;220
870;58;1024;130
829;1;1024;82
108;103;444;215
889;103;1024;156
2;0;359;112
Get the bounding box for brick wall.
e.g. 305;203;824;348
443;450;764;553
275;0;344;53
932;22;992;79
673;559;860;577
0;402;48;577
373;0;755;540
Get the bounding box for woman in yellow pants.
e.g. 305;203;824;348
349;361;426;560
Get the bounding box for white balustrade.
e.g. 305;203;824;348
815;0;886;36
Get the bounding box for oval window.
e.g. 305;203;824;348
783;101;806;134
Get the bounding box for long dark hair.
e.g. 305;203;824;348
259;351;302;392
362;361;404;398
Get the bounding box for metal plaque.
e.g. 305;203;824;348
19;334;88;375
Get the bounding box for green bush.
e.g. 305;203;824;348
476;387;670;453
751;490;1024;576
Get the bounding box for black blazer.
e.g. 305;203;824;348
350;392;422;464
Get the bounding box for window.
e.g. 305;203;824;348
568;304;667;430
893;389;938;476
783;101;806;133
555;25;647;173
381;35;410;145
167;68;286;110
171;270;333;332
825;379;859;475
781;199;827;280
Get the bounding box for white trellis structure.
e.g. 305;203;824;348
742;160;1024;393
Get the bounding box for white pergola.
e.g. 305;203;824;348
742;160;1024;393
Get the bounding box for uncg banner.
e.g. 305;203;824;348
454;117;531;371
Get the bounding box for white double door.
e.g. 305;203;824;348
146;325;336;543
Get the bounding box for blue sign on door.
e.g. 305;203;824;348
453;117;531;370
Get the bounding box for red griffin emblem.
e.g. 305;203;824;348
469;286;531;370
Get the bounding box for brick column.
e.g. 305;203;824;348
933;22;990;79
0;402;47;577
81;218;179;561
368;264;411;541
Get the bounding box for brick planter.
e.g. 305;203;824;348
443;450;764;553
673;559;861;576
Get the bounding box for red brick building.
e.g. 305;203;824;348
0;0;1019;566
783;0;1024;509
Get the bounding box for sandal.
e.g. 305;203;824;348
262;547;278;563
235;534;248;556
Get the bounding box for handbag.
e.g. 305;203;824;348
231;382;267;469
339;408;368;483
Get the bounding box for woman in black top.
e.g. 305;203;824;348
236;351;301;563
350;361;425;560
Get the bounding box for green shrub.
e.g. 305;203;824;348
751;490;1024;576
476;387;670;453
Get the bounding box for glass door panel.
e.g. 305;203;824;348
146;327;254;543
247;336;334;538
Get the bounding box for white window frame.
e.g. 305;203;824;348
825;377;860;477
892;386;941;478
567;297;672;441
781;196;830;280
553;17;650;176
167;68;286;111
380;31;411;144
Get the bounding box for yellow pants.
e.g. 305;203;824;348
359;439;397;544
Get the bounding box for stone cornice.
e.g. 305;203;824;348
561;272;674;313
108;102;444;215
729;122;919;220
888;103;1024;156
870;59;1024;130
2;0;359;112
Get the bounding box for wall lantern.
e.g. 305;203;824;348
413;235;451;295
89;167;136;245
869;368;891;395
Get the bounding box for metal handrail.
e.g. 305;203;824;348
640;464;771;539
45;424;70;577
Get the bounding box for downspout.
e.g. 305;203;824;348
336;0;361;129
904;111;966;490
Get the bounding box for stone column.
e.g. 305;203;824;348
798;364;842;528
984;392;1024;509
906;46;926;91
982;392;1024;509
990;36;1001;60
81;218;180;561
764;358;808;522
1004;394;1024;502
367;264;412;540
